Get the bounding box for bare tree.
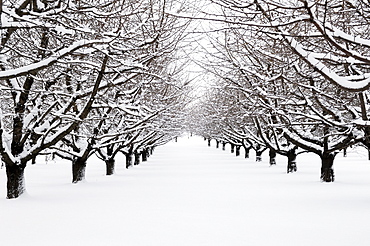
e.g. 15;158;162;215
0;0;191;198
193;2;367;181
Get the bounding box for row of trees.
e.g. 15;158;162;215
4;0;370;198
188;0;370;182
0;0;193;199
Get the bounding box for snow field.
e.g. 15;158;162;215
1;136;370;246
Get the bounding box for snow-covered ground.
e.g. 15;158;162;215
1;136;370;246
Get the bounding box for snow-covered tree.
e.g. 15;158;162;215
193;0;370;181
0;0;191;198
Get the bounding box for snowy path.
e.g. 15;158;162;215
1;136;370;245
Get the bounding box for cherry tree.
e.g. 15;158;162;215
192;1;369;181
208;0;370;144
0;0;190;198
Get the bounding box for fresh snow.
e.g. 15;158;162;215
0;38;112;80
1;136;370;246
284;33;370;91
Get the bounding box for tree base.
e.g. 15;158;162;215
321;168;334;182
106;159;115;175
72;159;86;183
126;154;133;169
142;149;148;162
6;164;26;199
134;152;141;165
287;161;297;173
320;153;336;182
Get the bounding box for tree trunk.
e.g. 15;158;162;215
134;152;141;165
105;158;115;175
256;151;263;162
244;147;251;158
235;145;241;157
141;149;150;162
222;142;226;151
125;153;133;169
6;162;26;199
216;140;219;149
142;150;148;162
72;158;87;183
320;152;335;182
230;144;235;153
287;149;297;173
207;139;211;147
269;149;276;165
343;148;347;157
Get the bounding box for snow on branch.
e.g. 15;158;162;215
0;38;113;80
283;34;370;91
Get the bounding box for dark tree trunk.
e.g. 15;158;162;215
216;140;219;149
105;158;115;175
175;137;178;142
235;145;241;157
287;149;298;173
343;148;347;157
6;162;26;199
244;147;251;158
125;153;133;169
230;144;235;153
7;77;31;198
142;149;148;162
320;152;335;182
222;142;226;151
255;146;267;162
72;158;87;183
256;151;263;162
104;146;115;175
269;149;277;165
207;139;211;147
134;152;141;165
